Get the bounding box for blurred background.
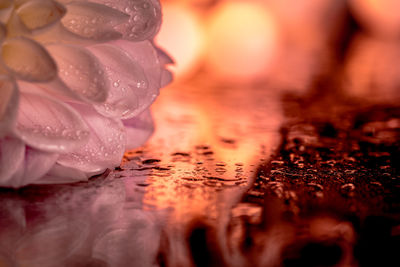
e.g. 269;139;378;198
155;0;400;104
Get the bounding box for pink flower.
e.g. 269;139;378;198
0;0;172;187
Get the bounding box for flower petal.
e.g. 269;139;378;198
0;76;19;138
57;104;126;173
6;10;31;37
112;40;161;114
160;68;173;88
155;45;174;65
14;217;89;266
154;46;174;87
6;147;58;188
1;37;57;82
61;1;128;41
34;23;105;45
46;44;108;103
35;163;89;184
0;22;6;42
87;44;148;119
16;0;66;31
122;109;154;150
0;137;25;187
0;0;13;24
14;91;90;153
92;210;162;267
91;0;162;41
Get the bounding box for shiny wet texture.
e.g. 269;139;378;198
0;79;398;267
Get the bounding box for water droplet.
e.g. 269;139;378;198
307;182;324;198
61;129;69;137
215;167;226;174
340;183;356;197
137;80;147;89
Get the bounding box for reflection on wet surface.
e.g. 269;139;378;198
1;1;400;266
1;80;398;266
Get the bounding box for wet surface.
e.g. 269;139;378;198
0;80;398;267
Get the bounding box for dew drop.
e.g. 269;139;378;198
340;183;356;197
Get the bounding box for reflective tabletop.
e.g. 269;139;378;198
0;77;398;267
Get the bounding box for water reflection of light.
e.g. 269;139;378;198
143;82;283;220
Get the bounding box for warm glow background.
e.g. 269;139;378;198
148;0;400;215
156;0;280;83
156;0;400;100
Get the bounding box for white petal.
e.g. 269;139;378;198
61;1;128;41
16;0;66;31
14;91;90;153
122;109;154;150
35;163;89;184
46;44;108;103
112;40;161;114
0;137;25;187
154;46;174;87
34;23;104;45
0;76;19;138
1;37;57;82
160;68;173;88
7;147;58;188
88;44;148;119
57;104;126;173
91;0;161;41
155;46;174;65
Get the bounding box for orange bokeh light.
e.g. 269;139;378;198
205;1;279;83
155;3;205;79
